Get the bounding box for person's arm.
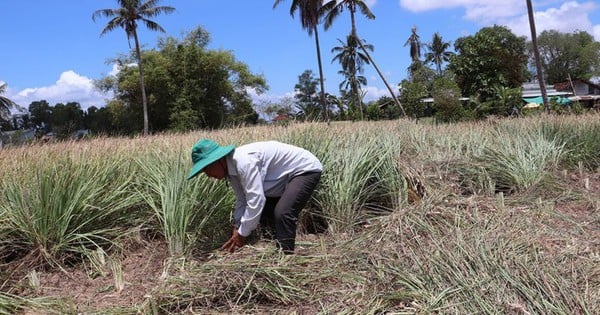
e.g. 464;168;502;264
221;155;265;253
236;158;266;237
229;178;246;228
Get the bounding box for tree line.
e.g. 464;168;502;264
1;0;599;140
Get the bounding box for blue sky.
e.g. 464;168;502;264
2;0;599;111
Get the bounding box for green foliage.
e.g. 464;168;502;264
331;34;373;119
1;115;599;313
534;30;600;83
28;100;52;128
98;26;267;133
93;0;176;135
312;135;400;232
431;75;463;122
84;106;114;134
449;25;528;101
294;70;322;121
424;32;454;75
51;102;85;139
169;105;199;132
480;86;523;117
377;96;403;120
365;101;381;120
399;79;429;118
0;83;18;123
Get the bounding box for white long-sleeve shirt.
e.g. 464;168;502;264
225;141;322;237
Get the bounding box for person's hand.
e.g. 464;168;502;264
220;228;246;253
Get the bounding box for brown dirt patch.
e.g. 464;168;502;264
23;240;169;312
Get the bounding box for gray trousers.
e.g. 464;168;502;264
260;171;321;254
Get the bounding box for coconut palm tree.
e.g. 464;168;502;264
0;83;17;122
331;35;372;119
93;0;175;135
424;32;454;76
0;82;19;148
404;25;425;77
404;26;422;63
273;0;328;121
322;0;405;116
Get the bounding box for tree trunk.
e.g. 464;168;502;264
356;39;406;116
313;26;329;122
348;7;364;120
526;0;549;112
349;4;406;117
134;31;150;135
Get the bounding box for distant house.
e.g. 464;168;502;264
521;81;571;98
521;81;572;106
554;79;600;96
272;114;291;124
553;79;600;109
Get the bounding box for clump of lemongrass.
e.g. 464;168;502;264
376;133;410;210
476;131;564;193
0;155;141;267
312;135;399;232
401;122;490;162
136;149;234;257
452;161;496;196
539;117;600;170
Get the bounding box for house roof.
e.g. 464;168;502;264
521;81;572;98
554;79;600;93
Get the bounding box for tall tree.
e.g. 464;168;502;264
28;100;52;128
405;26;422;63
273;0;328;121
404;26;424;77
448;25;528;101
93;0;175;136
0;83;18;123
0;83;19;148
52;102;85;139
424;32;454;76
332;35;372;119
322;0;405;116
97;27;267;132
534;30;600;84
294;70;321;120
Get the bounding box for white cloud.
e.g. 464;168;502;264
108;63;121;76
399;0;599;40
8;71;112;110
364;85;394;101
505;1;597;39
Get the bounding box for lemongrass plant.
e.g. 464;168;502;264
0;154;140;266
540;117;600;170
312;135;400;232
136;149;234;257
476;131;564;193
